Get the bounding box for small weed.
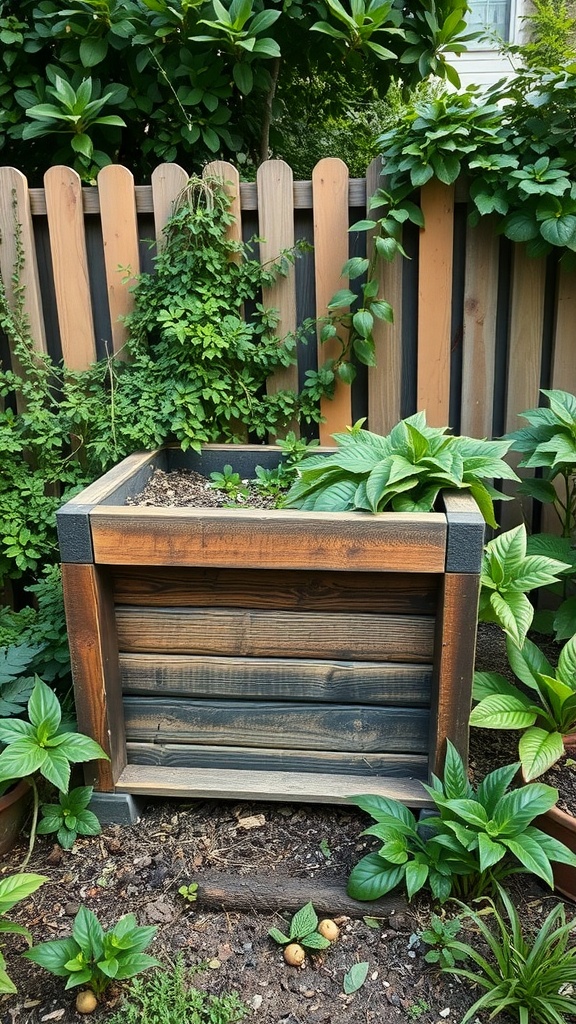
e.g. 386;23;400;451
319;838;332;861
407;998;430;1019
269;902;331;953
178;882;199;903
419;913;468;970
107;955;248;1023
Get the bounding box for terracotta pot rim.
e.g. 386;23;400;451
0;778;30;809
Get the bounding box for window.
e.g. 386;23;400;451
467;0;512;45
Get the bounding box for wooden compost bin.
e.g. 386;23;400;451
57;445;484;808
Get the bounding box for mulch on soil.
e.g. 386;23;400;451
1;617;574;1022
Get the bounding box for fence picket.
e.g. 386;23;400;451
151;163;189;245
312;158;351;441
500;246;547;530
417;180;455;427
0;167;46;402
256;160;298;421
204;161;242;249
366;158;402;434
460;218;500;439
44;165;96;370
98;165;140;358
541;265;576;534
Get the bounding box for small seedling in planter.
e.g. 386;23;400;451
24;906;159;1000
419;913;468;970
36;786;101;850
178;882;199;903
268;902;333;964
209;465;249;501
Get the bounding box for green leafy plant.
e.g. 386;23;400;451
25;906;159;997
419;912;468;970
284;413;517;527
36;785;101;850
268;902;331;953
0;677;108;865
346;740;576;903
478;525;570;647
253;431;320;500
442;886;576;1024
209;464;248;501
0;872;46;993
106;953;247;1024
0;643;40;717
177;883;199;904
471;632;576;779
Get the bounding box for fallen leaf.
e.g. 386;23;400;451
237;814;266;830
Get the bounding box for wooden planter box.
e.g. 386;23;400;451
57;445;484;809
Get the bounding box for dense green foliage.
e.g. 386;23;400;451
346;741;576;902
284;412;517;526
36;785;101;849
444;887;576;1024
107;955;247;1024
25;907;159;996
0;0;472;183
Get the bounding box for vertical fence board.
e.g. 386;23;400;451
501;247;547;530
44;165;96;370
312;158;351;441
257;160;298;417
0;167;47;400
366;158;402;434
97;165;140;357
151;163;189;245
204;161;242;249
460;218;499;439
541;264;576;534
418;181;454;427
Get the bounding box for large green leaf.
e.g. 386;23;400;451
507;635;554;690
558;633;576;687
442;740;472;800
289;902;317;940
470;694;537;730
404;860;429;899
518;727;564;780
0;739;47;781
492;784;558;834
24;937;80;976
477;833;506;872
349;794;417;829
476;762;520;818
502;834;554;887
346;854;405;900
0;874;46;915
28;678;61;736
489;590;533;647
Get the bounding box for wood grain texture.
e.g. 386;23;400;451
501;246;546;531
460;217;499;438
429;572;480;777
312;158;352;439
0;167;47;385
44;165;96;369
126;742;428;777
115;606;435;662
194;871;406;918
97;165;140;356
123;697;429;752
114;763;431;805
366;158;402;434
150;163;188;246
120;652;432;705
59;449;162;510
113;566;439;614
90;506;447;571
203;161;241;250
417;180;455;426
257;160;298;406
61;564;125;791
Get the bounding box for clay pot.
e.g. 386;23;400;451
0;779;31;856
530;735;576;902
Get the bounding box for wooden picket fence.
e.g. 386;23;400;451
1;157;576;531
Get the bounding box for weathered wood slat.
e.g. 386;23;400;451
126;742;429;777
113;566;439;613
61;564;125;792
114;763;430;806
27;177;368;216
313;157;352;440
0;168;47;382
115;606;435;661
97;165;140;356
257;159;298;413
44;165;96;369
150;163;188;246
366;158;402;434
501;246;546;530
203;161;242;250
460;217;500;439
120;652;432;705
90;506;447;571
542;265;576;534
418;180;455;426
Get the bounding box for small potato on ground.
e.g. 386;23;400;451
317;919;340;942
284;942;306;966
76;990;98;1014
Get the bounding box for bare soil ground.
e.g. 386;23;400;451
0;626;574;1023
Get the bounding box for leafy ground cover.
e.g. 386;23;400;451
0;626;573;1024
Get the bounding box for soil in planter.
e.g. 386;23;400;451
126;468;279;509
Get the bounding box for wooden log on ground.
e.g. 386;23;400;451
195;871;405;919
